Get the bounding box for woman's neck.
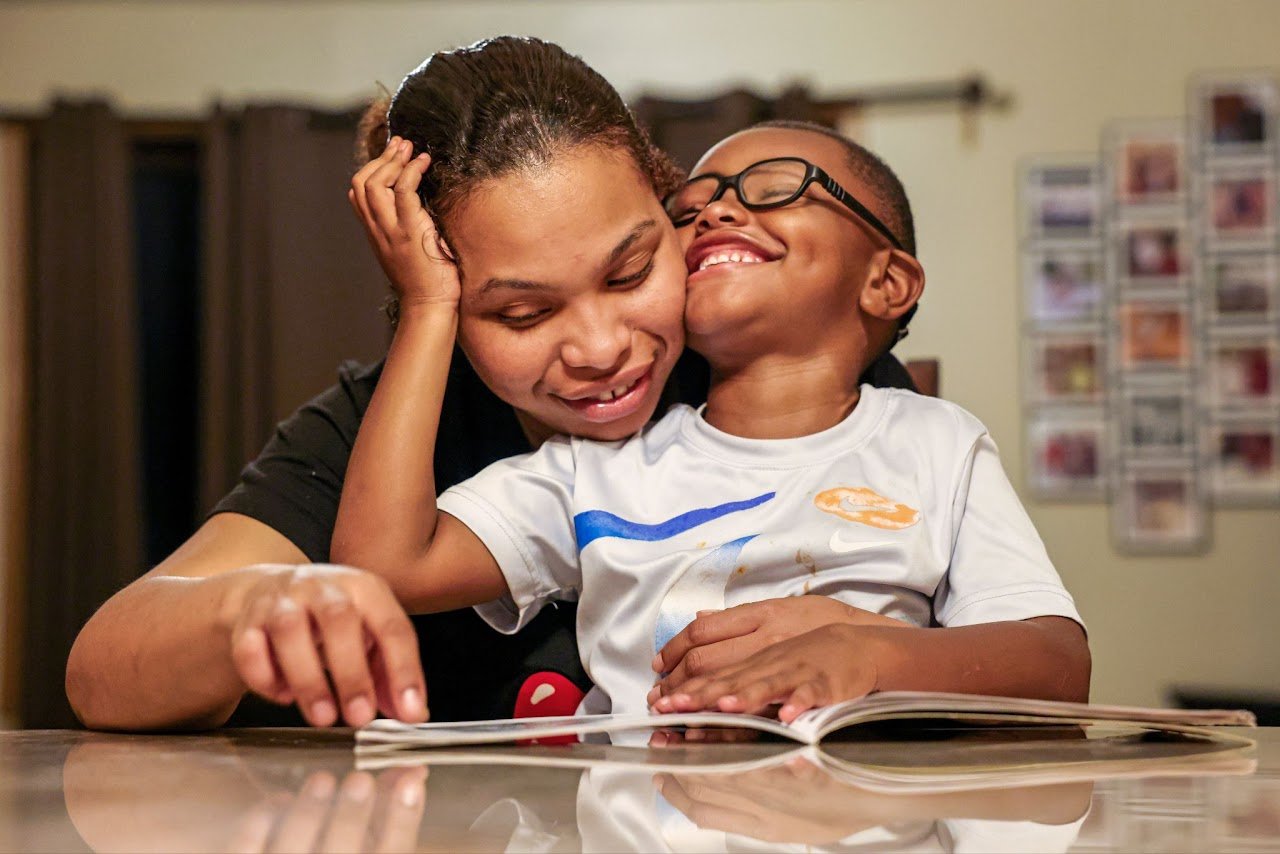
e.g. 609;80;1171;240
515;410;559;450
703;353;864;440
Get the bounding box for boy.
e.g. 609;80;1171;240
334;122;1089;720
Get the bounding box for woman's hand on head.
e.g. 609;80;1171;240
227;563;429;727
648;595;908;707
349;136;461;310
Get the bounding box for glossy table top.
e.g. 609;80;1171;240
0;725;1275;852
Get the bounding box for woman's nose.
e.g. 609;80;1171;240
559;305;631;372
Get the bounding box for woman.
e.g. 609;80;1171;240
65;36;918;731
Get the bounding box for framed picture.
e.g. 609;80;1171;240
1114;467;1207;553
1118;388;1196;458
1117;300;1193;371
1193;74;1278;159
1205;166;1275;244
1024;248;1104;325
1026;411;1106;498
1116;222;1190;288
1109;123;1187;207
1208;336;1278;407
1206;419;1280;503
1205;253;1277;325
1029;334;1105;403
1023;162;1100;240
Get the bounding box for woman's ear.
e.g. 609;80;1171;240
859;249;924;322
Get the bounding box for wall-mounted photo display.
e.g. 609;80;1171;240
1022;162;1101;241
1026;410;1107;499
1114;221;1190;288
1117;388;1197;458
1206;417;1280;503
1028;333;1105;404
1113;466;1207;553
1023;247;1105;326
1207;335;1278;408
1116;299;1194;372
1192;74;1278;160
1203;164;1276;246
1107;121;1188;209
1204;253;1277;325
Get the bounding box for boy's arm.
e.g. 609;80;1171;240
652;616;1090;721
332;137;507;611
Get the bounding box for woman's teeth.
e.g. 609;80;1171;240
697;250;765;272
594;381;635;401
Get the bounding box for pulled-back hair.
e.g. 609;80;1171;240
358;37;682;322
752;119;919;342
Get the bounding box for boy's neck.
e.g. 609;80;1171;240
702;353;866;440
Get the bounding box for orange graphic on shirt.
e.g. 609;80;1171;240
814;487;920;530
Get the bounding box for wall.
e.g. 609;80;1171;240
0;0;1276;706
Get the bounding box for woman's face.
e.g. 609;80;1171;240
447;145;686;442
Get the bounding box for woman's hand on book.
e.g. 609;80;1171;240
649;624;881;723
349;136;461;310
648;596;906;708
225;564;429;727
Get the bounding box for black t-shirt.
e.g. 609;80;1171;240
214;348;917;723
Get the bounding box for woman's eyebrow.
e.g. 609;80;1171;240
477;219;658;297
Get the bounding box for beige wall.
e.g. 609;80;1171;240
1;0;1277;706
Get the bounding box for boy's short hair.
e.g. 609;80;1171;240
752;119;919;343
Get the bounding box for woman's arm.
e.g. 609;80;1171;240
66;514;428;731
331;137;506;611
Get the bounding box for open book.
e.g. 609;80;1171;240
355;690;1256;750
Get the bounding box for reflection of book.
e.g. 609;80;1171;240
356;691;1255;750
356;726;1257;795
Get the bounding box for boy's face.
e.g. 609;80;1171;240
675;127;900;366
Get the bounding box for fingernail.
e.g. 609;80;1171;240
650;654;663;671
311;699;336;725
347;695;374;725
274;596;300;614
696;609;719;617
343;772;375;803
399;778;424;807
402;687;425;718
303;772;336;800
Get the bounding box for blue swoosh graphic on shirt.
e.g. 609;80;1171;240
573;492;774;550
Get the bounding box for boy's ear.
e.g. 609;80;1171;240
859;249;924;322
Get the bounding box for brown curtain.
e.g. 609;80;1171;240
633;85;823;171
199;106;389;510
23;101;145;728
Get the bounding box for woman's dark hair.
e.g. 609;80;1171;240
357;37;682;324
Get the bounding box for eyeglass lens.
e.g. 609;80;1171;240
666;159;808;222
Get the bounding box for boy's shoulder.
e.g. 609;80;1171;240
869;386;989;445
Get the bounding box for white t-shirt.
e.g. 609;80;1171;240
438;385;1083;716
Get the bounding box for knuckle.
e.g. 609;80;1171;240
683;648;707;676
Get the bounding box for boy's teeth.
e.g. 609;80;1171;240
698;250;764;271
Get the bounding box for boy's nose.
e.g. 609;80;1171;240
695;190;750;232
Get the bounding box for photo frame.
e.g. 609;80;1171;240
1022;161;1101;241
1023;247;1105;326
1028;333;1105;404
1204;164;1276;246
1117;388;1196;458
1113;466;1207;553
1026;411;1107;499
1207;335;1278;408
1192;74;1279;160
1107;121;1188;208
1117;299;1193;372
1114;221;1191;289
1204;253;1277;326
1206;418;1280;503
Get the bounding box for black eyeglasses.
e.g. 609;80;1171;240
663;156;905;252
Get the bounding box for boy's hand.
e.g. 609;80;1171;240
226;564;429;727
649;624;881;723
349;136;461;309
649;596;907;705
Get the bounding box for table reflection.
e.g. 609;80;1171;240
55;727;1261;853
